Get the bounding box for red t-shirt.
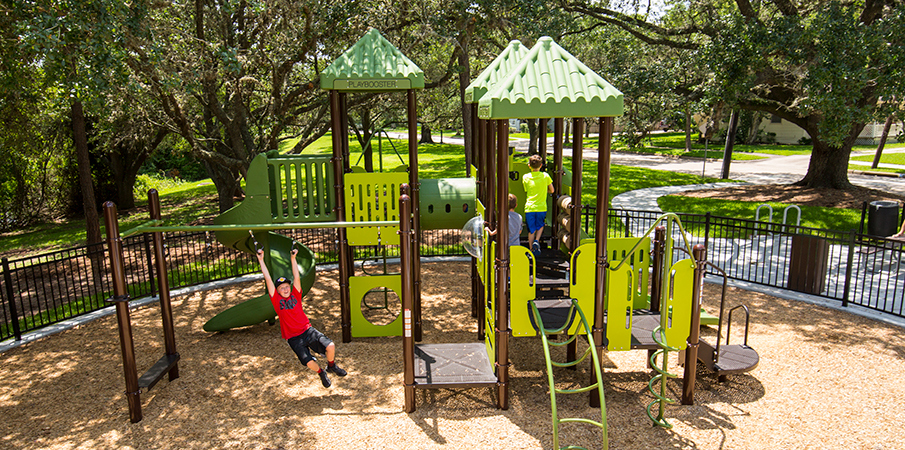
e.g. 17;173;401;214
270;286;311;339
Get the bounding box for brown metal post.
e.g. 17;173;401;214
475;117;487;339
104;202;142;423
2;257;21;341
590;117;613;407
552;119;564;247
399;190;416;413
407;89;423;342
682;244;707;405
148;190;179;382
330;90;352;343
569;118;584;254
495;119;510;410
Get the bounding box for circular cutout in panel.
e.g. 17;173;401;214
359;287;401;326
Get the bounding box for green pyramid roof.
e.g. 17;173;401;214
464;40;530;104
320;29;424;91
477;37;623;119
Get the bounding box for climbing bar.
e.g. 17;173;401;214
121;220;398;238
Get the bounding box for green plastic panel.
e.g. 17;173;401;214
510;245;536;337
484;240;497;367
569;243;597;335
464;40;529;104
419;178;476;230
344;172;408;245
320;28;424;91
661;258;696;350
213;153;274;253
349;274;403;337
477;36;623;120
606;263;634;351
268;156;336;223
607;237;651;309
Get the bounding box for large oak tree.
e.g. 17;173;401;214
564;0;905;188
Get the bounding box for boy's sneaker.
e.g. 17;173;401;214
318;370;331;388
532;241;541;255
327;363;347;377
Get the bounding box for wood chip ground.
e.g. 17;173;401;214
1;261;902;449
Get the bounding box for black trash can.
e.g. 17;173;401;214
867;200;900;237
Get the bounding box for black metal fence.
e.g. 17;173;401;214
0;227;467;342
3;210;903;343
587;207;904;319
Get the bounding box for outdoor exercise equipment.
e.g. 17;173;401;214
103;191;179;423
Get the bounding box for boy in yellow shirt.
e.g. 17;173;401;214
521;155;553;255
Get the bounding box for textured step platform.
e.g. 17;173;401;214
528;298;576;332
413;343;497;389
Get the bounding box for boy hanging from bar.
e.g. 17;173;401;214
256;247;347;388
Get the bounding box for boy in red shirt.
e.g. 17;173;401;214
256;248;347;387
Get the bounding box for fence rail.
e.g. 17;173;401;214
3;209;904;342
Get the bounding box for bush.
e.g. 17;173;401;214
798;137;812;145
133;174;186;197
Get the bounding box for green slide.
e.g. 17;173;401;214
202;153;318;332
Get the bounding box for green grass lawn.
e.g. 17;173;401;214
658;196;863;232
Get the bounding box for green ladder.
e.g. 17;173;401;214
530;299;608;450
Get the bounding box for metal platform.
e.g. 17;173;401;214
413;343;497;389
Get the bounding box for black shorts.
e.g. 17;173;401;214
287;327;333;365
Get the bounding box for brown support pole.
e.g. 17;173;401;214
566;118;584;366
400;188;416;413
552;119;564;248
148;190;179;382
682;244;707;405
330;90;352;343
590;117;613;407
495;119;510;410
470;104;480;320
407;90;423;342
476;117;487;340
104;202;142;423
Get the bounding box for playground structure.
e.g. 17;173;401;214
101;29;759;446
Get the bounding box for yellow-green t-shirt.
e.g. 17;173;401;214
522;171;553;213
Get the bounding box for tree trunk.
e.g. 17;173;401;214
72;100;102;245
203;161;239;213
458;42;473;176
684;107;692;152
527;119;538;155
795;124;864;189
747;112;764;144
419;123;434;144
871;115;895;169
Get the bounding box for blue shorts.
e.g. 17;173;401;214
526;212;546;233
287;327;333;365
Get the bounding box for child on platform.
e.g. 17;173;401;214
486;193;523;247
256;248;347;388
522;155;553;255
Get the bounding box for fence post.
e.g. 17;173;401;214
704;212;711;250
2;257;21;341
842;230;856;308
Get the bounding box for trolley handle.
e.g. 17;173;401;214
249;230;262;254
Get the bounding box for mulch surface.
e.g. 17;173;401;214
1;261;903;449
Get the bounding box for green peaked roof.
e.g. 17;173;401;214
464;40;530;104
320;29;424;91
477;36;623;119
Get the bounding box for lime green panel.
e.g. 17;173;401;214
606;264;634;351
510;245;536;337
699;308;719;326
344;172;408;245
569;243;597;335
465;40;529;104
661;259;696;350
477;37;623;120
349;275;403;337
419;178;476;230
607;237;651;309
320;29;424;90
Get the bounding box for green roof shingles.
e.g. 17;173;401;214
320;28;424;91
464;40;529;104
